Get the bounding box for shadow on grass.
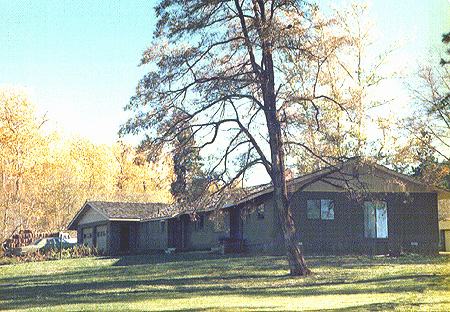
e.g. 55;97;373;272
110;252;231;266
0;254;448;311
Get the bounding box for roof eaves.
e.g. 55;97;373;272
232;165;343;206
109;218;141;222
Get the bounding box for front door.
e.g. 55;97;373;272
168;218;183;249
229;208;243;239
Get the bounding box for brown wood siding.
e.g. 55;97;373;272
182;212;229;251
138;220;168;252
290;191;361;254
286;191;439;255
241;198;281;253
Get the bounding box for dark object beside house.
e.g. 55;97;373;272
68;159;449;256
219;237;246;253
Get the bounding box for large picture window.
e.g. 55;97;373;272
307;199;335;220
364;201;388;238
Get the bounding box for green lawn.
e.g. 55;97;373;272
1;253;449;312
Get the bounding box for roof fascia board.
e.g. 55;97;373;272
109;218;141;222
141;216;169;222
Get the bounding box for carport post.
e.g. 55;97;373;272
59;233;62;260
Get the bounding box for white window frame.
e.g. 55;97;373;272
364;201;388;239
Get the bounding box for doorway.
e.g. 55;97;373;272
229;208;243;239
119;224;131;253
168;218;183;249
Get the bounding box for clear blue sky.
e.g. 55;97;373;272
1;0;449;145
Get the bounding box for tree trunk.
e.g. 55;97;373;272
261;42;311;277
266;111;311;276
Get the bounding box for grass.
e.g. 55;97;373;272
1;253;449;312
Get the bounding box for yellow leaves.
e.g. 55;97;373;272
0;86;175;241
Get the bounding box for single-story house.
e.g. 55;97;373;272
67;158;449;255
67;200;229;255
67;202;170;254
439;218;450;252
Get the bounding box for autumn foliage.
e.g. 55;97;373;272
0;85;174;245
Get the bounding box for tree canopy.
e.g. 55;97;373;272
120;0;372;276
0;85;174;249
399;31;450;189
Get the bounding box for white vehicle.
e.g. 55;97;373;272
59;232;77;244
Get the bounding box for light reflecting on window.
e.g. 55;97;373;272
364;201;388;238
307;199;335;220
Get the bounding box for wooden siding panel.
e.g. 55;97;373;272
241;198;280;253
138;220;167;252
185;213;228;251
298;167;433;195
440;220;450;231
288;191;438;254
291;191;363;254
78;208;107;225
242;205;273;251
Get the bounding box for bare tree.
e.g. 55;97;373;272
399;31;450;186
119;0;365;275
280;2;401;172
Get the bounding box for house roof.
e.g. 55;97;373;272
229;158;450;207
89;201;168;220
67;187;264;230
67;201;171;230
165;184;267;216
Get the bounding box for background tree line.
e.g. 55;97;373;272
0;85;174;246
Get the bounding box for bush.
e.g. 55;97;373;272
44;245;100;260
66;245;100;258
1;245;101;264
0;256;17;265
